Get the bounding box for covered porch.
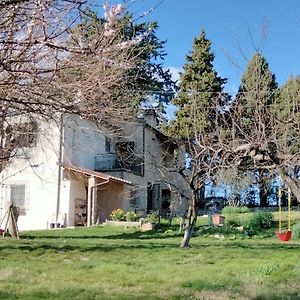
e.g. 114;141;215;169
62;164;133;226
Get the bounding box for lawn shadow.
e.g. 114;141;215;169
19;224;182;241
0;240;180;253
1;235;300;254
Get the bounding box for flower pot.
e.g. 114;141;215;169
212;214;225;226
141;223;155;231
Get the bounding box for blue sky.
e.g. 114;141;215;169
129;0;300;93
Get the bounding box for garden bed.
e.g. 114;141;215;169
105;220;141;228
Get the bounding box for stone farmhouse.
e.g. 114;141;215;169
0;110;190;231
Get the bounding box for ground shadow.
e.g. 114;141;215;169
19;224;182;241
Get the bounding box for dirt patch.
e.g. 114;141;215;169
0;270;13;281
194;290;231;300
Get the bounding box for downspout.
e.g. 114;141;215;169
55;115;64;228
0;181;4;223
142;125;145;176
88;179;110;226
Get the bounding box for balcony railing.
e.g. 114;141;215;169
95;153;144;176
95;153;116;170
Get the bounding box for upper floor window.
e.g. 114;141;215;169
13;122;38;148
163;145;178;168
115;141;135;167
115;141;143;176
105;136;111;152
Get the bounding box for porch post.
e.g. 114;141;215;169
91;181;97;226
87;176;96;227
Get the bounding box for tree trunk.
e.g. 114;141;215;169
257;170;268;207
259;181;268;207
278;168;300;203
180;193;197;248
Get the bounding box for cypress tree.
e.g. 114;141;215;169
166;30;227;247
234;52;277;207
169;30;227;138
276;76;300;155
235;52;277;138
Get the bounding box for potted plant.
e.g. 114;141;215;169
212;214;225;225
141;211;158;231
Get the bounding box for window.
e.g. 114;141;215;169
10;184;26;215
162;144;178;168
13;122;38;148
105;136;111;152
115;141;135;169
115;141;143;175
129;190;139;208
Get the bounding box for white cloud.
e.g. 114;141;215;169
165;103;177;121
164;66;181;83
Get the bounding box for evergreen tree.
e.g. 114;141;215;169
76;10;176;113
274;76;300;200
233;53;277;207
235;52;277;139
169;30;227;138
275;76;300;155
166;30;228;247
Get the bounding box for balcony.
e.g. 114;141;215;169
95;153;144;176
95;153;116;170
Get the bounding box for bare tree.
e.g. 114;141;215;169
0;0;172;172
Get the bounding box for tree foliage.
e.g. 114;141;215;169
230;53;278;206
165;30;228;247
164;43;300;246
234;53;277;140
275;76;300;155
78;10;177;111
168;30;227;138
0;0;175;172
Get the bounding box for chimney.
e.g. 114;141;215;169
141;109;158;128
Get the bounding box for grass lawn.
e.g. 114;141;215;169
0;219;300;300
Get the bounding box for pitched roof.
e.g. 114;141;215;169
63;164;133;185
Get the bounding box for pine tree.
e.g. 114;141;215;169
234;53;277;207
274;76;300;201
235;52;277;139
276;76;300;155
169;30;227;138
166;31;228;247
76;11;177;113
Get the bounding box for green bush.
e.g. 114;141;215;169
246;211;273;234
125;211;139;222
146;211;159;224
292;222;300;240
110;209;126;221
226;215;243;227
222;206;250;214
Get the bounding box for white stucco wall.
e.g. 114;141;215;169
0;113;190;230
61;179;86;227
0;117;61;230
107;121;190;216
63;115;108;170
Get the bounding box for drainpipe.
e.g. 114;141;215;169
142;125;145;176
0;181;4;223
87;179;110;226
55;115;64;228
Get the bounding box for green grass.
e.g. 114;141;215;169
0;223;300;299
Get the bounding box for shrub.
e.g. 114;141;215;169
146;211;159;224
110;209;125;221
292;222;300;240
125;211;139;222
226;215;243;227
222;206;250;214
246;211;273;234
